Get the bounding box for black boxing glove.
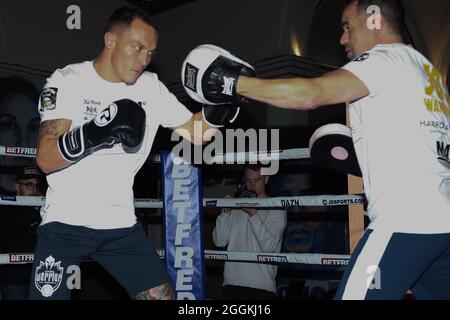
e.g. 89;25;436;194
58;99;146;162
182;44;256;105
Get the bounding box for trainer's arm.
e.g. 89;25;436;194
36;119;72;174
172;111;218;145
237;69;369;110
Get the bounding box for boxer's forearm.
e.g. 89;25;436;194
193;111;219;144
173;112;218;145
36;119;72;174
37;138;71;174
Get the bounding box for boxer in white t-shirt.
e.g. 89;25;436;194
30;6;227;300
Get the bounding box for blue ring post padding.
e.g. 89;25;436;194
160;151;206;300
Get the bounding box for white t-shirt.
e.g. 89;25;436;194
38;61;192;229
212;208;287;293
343;44;450;233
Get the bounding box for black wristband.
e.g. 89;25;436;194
57;127;85;162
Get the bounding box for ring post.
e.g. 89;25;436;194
160;151;206;300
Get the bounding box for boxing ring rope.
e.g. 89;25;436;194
0;144;356;269
0;145;311;162
0;251;350;267
0;194;365;208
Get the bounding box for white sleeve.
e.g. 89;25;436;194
38;69;77;122
248;209;287;252
156;80;192;128
342;49;401;98
212;210;233;247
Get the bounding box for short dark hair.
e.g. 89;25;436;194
244;164;262;172
104;6;159;34
244;163;271;174
347;0;405;36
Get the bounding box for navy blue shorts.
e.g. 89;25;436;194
335;228;450;300
29;222;170;300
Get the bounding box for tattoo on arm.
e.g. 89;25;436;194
135;283;175;300
38;120;61;140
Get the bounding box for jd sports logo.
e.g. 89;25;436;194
94;104;118;127
184;63;198;92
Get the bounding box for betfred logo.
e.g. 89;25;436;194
257;255;287;263
9;254;34;263
321;258;349;266
205;253;228;261
5;147;36;155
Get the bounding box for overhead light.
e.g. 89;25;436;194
290;31;302;56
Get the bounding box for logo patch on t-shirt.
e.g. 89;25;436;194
184;63;198;92
437;141;450;169
94;103;118;127
354;53;370;62
34;255;64;297
40;87;58;111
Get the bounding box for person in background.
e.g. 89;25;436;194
0;165;46;300
213;164;287;300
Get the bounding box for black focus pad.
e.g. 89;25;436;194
309;124;362;177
